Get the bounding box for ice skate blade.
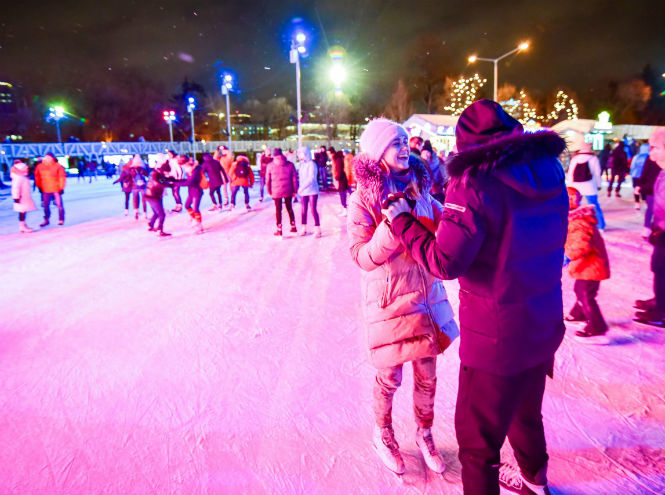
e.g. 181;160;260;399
372;444;405;477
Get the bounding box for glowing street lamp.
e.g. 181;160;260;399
221;73;233;148
467;41;530;101
162;110;176;142
187;96;197;143
329;46;347;97
290;31;307;150
47;105;66;143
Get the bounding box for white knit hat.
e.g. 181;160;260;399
359;118;408;162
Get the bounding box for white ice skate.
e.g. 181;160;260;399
415;427;445;474
499;463;551;495
373;425;405;476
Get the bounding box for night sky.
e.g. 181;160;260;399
2;0;664;113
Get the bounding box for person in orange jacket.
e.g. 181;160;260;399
34;152;66;227
215;145;235;207
564;186;611;340
229;155;254;210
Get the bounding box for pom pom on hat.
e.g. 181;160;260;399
359;118;408;162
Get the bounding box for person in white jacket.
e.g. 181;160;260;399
11;160;36;233
297;146;321;237
567;142;606;230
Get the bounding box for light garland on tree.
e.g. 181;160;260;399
501;89;540;124
444;74;487;116
545;90;578;122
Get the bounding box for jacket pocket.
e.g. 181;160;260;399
378;272;391;308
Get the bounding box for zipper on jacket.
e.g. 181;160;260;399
417;264;438;337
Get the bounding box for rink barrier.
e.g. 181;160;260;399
0;140;356;165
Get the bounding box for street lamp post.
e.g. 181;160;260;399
187;96;196;144
221;74;233;149
48;106;65;143
468;42;529;101
162;110;175;142
290;32;307;150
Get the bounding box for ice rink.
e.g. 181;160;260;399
1;177;664;494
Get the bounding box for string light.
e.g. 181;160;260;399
544;90;578;123
444;74;487;116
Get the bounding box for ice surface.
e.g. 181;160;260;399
1;179;664;494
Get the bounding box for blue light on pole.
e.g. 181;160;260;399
187;96;197;143
221;73;234;148
47;105;66;143
290;31;307;149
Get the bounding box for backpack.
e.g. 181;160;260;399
235;160;249;178
200;171;209;189
133;169;146;187
572;161;592;182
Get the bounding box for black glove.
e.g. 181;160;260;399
14;199;19;203
59;190;64;195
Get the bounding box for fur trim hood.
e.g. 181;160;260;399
447;130;567;200
569;204;597;223
352;152;431;207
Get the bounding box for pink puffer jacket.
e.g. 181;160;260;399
347;154;459;369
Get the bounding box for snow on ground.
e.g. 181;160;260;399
0;177;664;494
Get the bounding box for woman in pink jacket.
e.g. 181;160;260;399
347;118;459;477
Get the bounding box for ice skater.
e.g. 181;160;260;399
229;154;254;211
347;118;459;477
564;187;611;342
112;162;133;215
266;153;298;237
176;156;205;233
201;153;225;211
297;146;321;237
145;161;174;237
34;153;66;227
129;154;148;220
11;159;36;233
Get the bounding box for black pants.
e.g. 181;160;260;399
231;186;250;206
123;191;131;209
147;198;165;230
569;279;607;334
301;194;320;226
132;190;146;212
274;197;295;226
209;186;221;205
318;166;328;190
651;245;665;313
171;185;182;205
339;189;347;208
608;172;626;194
455;360;551;495
18;212;26;221
185;188;202;214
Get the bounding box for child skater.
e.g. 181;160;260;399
11;159;36;233
564;186;611;342
347;118;459;477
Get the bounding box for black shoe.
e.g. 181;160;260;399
290;222;297;233
158;230;172;237
634;310;665;327
58;220;64;226
634;298;656;311
575;328;607;338
40;220;49;227
274;224;282;236
148;226;157;232
564;314;586;323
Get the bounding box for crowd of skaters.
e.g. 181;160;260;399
7;98;665;494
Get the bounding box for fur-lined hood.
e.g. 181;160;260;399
569;204;597;223
352;152;431;207
447;130;567;200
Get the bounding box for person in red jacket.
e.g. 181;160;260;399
229;155;255;211
34;153;66;227
564;187;611;341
